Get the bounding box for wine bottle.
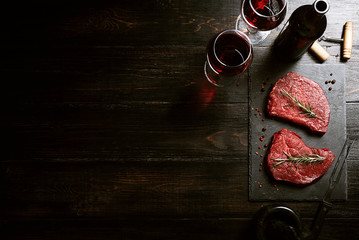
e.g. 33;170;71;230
274;0;330;61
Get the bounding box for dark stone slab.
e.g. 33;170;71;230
248;64;346;201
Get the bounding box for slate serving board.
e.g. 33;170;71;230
249;64;346;201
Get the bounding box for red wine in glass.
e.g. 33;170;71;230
243;0;287;31
237;0;287;45
205;29;252;87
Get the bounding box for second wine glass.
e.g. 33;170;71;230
236;0;287;45
204;29;253;87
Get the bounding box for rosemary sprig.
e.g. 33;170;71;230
280;87;323;120
272;150;325;170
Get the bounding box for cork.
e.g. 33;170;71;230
343;21;353;59
310;40;330;62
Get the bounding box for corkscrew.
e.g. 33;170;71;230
252;138;356;240
310;21;353;61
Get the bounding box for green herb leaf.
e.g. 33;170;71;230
281;87;323;120
272;150;325;171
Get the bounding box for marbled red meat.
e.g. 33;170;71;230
267;72;330;134
266;128;335;185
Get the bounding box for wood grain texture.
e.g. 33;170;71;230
0;0;358;239
1;159;359;218
2;218;359;240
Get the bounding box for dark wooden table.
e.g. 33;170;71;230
1;0;358;239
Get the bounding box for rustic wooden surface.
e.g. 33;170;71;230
0;0;358;239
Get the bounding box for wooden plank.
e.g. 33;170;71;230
347;103;359;136
0;102;248;162
0;46;249;105
0;162;250;218
0;1;240;46
1;1;357;48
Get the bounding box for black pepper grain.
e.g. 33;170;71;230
329;87;333;91
332;80;336;84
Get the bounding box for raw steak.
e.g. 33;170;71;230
266;128;335;185
267;72;330;135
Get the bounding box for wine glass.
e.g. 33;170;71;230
236;0;287;45
204;29;253;87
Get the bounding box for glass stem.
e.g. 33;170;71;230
247;26;258;34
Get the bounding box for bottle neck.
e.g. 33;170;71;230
307;0;329;22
